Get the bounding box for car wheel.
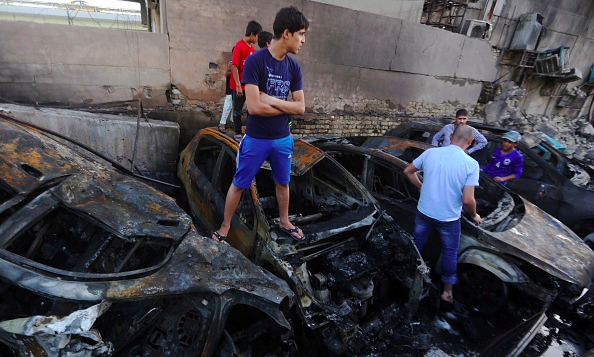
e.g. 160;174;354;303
456;265;508;314
583;232;594;251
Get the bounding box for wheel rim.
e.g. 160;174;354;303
456;266;508;314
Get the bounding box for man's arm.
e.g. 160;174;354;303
493;173;517;183
245;84;283;117
468;130;488;154
231;65;242;97
230;45;243;96
259;90;305;115
462;185;482;224
431;127;446;146
404;163;423;189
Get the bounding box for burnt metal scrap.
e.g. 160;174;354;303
178;128;433;355
314;137;594;316
0;117;293;356
0;302;114;356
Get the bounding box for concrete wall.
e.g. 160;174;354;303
311;0;424;22
0;21;170;106
0;104;180;183
169;0;498;116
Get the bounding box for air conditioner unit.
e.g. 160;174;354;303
460;20;492;40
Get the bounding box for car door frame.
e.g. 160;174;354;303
186;134;259;257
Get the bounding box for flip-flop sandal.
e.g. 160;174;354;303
279;225;305;241
234;134;243;142
218;124;226;133
211;231;227;243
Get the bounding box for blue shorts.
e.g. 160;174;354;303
233;134;294;189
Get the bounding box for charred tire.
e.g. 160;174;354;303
456;265;508;314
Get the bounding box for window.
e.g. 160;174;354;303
0;0;160;32
194;138;222;183
326;151;366;184
373;162;419;202
400;147;424;162
402;130;433;144
520;151;545;181
217;151;236;197
7;206;171;275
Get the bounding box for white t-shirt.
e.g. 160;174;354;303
412;145;480;221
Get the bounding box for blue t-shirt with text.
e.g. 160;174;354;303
242;48;303;139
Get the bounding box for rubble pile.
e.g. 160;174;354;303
478;81;594;163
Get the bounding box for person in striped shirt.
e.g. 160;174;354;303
431;109;488;155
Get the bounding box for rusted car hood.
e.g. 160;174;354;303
0;118;191;240
0;119;83;195
479;197;594;287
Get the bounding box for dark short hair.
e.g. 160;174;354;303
273;6;309;39
258;31;273;48
455;108;469;117
245;20;262;36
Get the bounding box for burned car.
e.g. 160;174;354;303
0;115;293;356
387;119;594;248
177;128;432;355
313;136;594;315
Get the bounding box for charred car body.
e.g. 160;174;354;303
0;115;293;356
313;136;594;315
387;119;594;248
178;128;430;355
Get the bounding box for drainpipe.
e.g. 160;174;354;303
487;0;498;22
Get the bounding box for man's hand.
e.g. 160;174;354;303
494;176;505;182
471;213;483;225
235;85;243;97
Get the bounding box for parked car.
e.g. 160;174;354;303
387;119;594;248
312;135;594;315
0;115;293;356
177;128;434;355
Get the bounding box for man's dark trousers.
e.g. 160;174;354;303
232;90;246;134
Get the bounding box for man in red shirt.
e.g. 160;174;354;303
231;20;262;141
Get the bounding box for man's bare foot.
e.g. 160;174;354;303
440;290;454;304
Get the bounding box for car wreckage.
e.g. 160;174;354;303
387;119;594;248
177;128;435;355
0;115;294;356
313;135;594;317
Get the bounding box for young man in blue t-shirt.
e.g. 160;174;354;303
212;6;309;243
482;131;523;185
